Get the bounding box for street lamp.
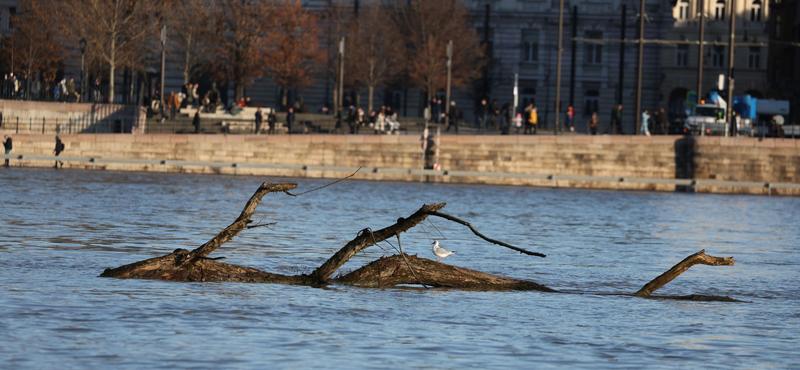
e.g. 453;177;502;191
444;40;453;130
79;38;86;102
160;24;167;116
554;0;565;135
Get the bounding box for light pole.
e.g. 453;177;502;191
725;0;737;136
338;37;345;118
696;0;706;103
80;38;86;102
160;24;167;116
634;0;645;135
554;0;565;134
444;40;453;131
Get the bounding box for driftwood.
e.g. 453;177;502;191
101;182;738;300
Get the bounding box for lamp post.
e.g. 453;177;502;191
696;0;705;104
338;37;345;118
725;0;736;137
160;24;167;116
444;40;453;131
79;38;86;102
634;0;645;135
554;0;565;134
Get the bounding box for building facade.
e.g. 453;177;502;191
659;0;772;123
0;0;785;128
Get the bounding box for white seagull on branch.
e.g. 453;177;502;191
432;240;455;261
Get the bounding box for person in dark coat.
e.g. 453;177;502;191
610;104;623;134
192;111;201;133
286;107;295;134
254;108;263;134
3;135;12;167
267;110;277;134
54;136;65;168
446;101;460;133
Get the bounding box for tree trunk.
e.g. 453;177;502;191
635;249;734;297
108;37;116;104
368;85;374;114
235;81;244;103
183;34;192;84
100;182;740;301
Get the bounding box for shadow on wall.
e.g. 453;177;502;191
674;135;696;192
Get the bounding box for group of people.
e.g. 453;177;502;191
2;73;104;103
334;105;402;134
153;82;226;120
253;107;290;135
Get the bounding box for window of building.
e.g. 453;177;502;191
712;45;725;67
519;80;537;108
678;0;690;20
676;45;689;66
583;31;603;65
8;7;16;31
521;29;539;62
584;89;599;116
750;0;762;21
748;47;761;69
715;0;726;20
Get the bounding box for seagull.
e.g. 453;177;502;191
432;240;454;261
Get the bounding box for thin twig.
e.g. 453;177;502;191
426;210;546;258
395;233;429;289
285;167;362;197
246;222;278;229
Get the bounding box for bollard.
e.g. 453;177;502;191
16;117;19;133
42;117;45;134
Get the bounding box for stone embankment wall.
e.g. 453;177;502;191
0;99;145;134
2;134;798;195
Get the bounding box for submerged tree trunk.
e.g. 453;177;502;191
101;182;738;301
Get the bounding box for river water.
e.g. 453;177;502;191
1;168;798;369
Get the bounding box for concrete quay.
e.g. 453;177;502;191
2;133;799;195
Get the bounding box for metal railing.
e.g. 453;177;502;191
1;115;136;134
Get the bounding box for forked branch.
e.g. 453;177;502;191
184;182;297;264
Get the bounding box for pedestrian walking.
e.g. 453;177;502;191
53;136;65;168
525;103;538;135
446;101;460;133
3;135;12;167
254;108;263;134
193;111;201;133
286;107;295;134
589;112;599;135
267;110;277;134
641;110;651;136
478;98;489;130
566;104;575;133
610;104;623;134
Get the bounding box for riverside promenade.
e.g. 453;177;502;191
2;133;799;195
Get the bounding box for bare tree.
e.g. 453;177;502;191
165;0;214;84
60;0;156;104
262;0;324;109
3;0;64;98
210;0;272;102
344;4;403;113
392;0;485;108
319;3;354;110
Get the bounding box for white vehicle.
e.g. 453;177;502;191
684;104;752;136
684;104;726;136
